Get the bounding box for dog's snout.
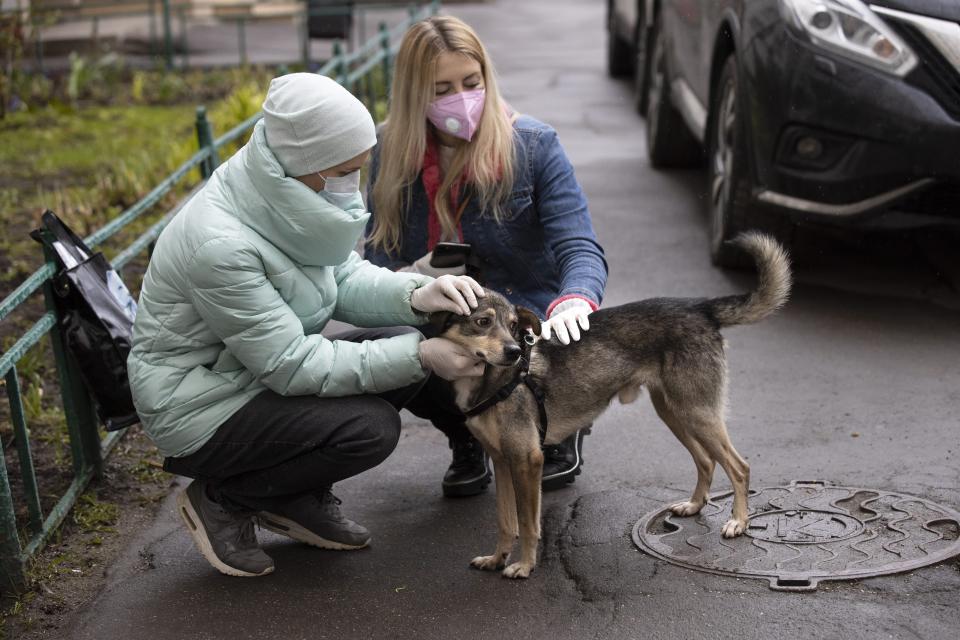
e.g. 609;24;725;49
504;344;522;359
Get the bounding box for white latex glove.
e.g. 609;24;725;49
540;298;593;345
397;252;466;278
410;274;485;316
419;337;484;380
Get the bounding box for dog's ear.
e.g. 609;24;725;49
515;306;542;339
428;311;455;335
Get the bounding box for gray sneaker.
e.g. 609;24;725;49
177;481;274;577
259;491;371;550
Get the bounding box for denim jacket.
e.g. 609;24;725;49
364;115;607;318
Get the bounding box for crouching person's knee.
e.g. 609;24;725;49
336;399;401;471
367;404;402;465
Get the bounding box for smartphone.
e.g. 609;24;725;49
430;242;472;269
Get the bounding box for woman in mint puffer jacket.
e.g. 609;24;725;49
128;73;485;578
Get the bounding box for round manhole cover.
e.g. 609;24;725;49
632;481;960;591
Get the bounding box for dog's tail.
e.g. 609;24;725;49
708;232;792;327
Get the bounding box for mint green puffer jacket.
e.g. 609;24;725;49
128;120;431;458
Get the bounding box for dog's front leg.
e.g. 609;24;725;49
470;457;518;571
502;449;543;579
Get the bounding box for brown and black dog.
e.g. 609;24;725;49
434;232;791;579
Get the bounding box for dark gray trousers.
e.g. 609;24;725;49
163;326;426;512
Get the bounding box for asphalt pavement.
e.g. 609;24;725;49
69;1;960;638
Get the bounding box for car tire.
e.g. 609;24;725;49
644;14;703;168
607;11;634;78
706;56;791;268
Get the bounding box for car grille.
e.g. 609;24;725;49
885;19;960;120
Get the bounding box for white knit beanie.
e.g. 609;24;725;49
261;73;377;177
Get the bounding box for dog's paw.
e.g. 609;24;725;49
471;554;506;571
668;500;704;517
501;562;533;580
721;518;748;538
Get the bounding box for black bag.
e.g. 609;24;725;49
31;210;140;431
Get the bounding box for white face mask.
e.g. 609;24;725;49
319;170;361;194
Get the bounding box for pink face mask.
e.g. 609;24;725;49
426;88;486;141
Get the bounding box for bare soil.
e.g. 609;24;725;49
0;425;172;640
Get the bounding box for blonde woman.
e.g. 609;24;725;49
364;16;607;496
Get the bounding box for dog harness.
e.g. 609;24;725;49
463;335;549;445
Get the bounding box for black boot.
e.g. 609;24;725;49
541;427;590;491
442;437;492;497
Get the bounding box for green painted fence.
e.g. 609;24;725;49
0;0;439;592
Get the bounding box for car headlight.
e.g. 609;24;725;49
780;0;917;76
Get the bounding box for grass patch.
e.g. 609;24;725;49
0;103;197;290
0;104;195;183
0;103;196;240
73;493;119;536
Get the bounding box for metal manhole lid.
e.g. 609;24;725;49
632;481;960;591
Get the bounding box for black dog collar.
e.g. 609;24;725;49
463;337;548;445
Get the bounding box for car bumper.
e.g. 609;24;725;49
741;17;960;222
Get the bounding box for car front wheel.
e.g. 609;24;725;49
707;56;788;267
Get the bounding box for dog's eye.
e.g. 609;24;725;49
476;317;491;327
510;321;518;333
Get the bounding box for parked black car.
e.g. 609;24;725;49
607;0;960;265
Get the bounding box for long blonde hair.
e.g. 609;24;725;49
369;15;516;254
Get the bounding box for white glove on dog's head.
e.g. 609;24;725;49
410;274;484;316
540;297;594;345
